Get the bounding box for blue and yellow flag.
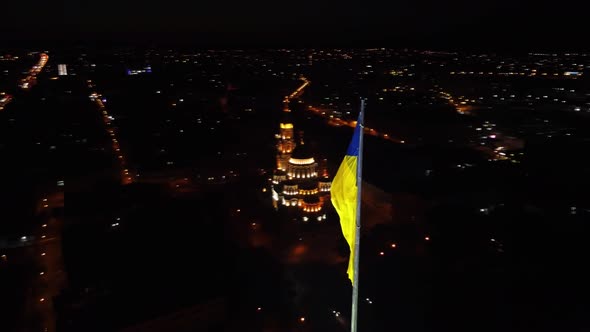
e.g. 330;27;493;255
331;115;363;284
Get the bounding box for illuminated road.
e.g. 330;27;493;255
20;192;65;332
436;88;475;115
20;53;49;90
88;82;135;185
287;77;310;100
306;105;406;144
283;77;310;111
283;76;406;144
36;193;65;332
1;52;48;110
0;92;12;111
436;87;514;161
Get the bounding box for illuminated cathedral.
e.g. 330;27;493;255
271;104;331;222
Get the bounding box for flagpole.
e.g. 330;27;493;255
350;98;365;332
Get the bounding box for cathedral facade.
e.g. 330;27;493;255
271;108;331;222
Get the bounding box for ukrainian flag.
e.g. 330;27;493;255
331;113;363;284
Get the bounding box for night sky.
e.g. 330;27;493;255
2;0;585;50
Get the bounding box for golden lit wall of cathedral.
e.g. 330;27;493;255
276;123;295;170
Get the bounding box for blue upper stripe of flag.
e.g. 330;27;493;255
346;119;362;157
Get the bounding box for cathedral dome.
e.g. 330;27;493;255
289;134;315;165
290;143;314;164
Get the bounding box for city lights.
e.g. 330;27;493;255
3;40;589;332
